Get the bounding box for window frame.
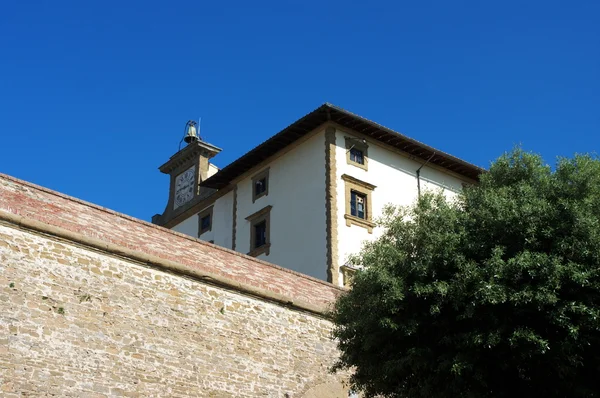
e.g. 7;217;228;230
340;263;363;288
342;174;376;233
341;266;356;288
253;220;268;248
350;190;368;219
245;205;272;257
349;147;364;165
345;137;369;171
251;168;270;203
197;205;214;236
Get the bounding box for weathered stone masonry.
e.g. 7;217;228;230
0;174;349;397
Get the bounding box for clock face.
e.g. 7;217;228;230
174;166;196;210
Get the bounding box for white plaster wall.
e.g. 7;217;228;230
172;214;198;237
208;163;219;178
334;129;467;283
212;190;234;249
173;193;233;247
170;126;469;285
235;130;327;280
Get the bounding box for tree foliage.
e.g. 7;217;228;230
331;150;600;397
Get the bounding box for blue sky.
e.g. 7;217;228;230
1;0;598;221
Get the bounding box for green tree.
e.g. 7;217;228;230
331;150;600;397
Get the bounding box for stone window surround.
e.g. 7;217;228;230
342;174;376;233
245;205;272;257
340;263;362;288
345;136;369;171
251;167;270;203
197;205;214;236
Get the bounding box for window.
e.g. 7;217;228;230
341;267;356;288
253;220;267;248
251;168;269;202
255;178;267;197
342;174;376;233
349;148;364;165
345;137;369;171
350;191;367;219
245;205;272;256
341;262;364;288
197;205;213;236
200;215;211;231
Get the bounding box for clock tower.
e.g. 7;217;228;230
152;121;221;226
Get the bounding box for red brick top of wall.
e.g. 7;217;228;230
0;173;343;310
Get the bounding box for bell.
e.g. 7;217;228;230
184;120;199;144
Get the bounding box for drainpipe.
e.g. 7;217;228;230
416;152;436;198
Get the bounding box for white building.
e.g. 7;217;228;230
152;104;482;287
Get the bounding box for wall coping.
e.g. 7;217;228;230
0;173;344;315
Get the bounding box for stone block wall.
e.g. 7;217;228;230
0;174;349;397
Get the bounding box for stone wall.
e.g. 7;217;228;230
0;174;349;397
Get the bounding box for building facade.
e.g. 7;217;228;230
152;104;483;286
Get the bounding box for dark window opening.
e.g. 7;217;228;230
350;191;366;219
349;148;364;165
255;178;267;197
200;215;211;232
254;220;267;248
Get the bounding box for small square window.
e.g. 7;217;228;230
350;191;367;219
200;215;211;231
342;268;356;288
251;168;269;202
197;206;213;236
255;178;267;197
345;137;368;170
349;148;364;165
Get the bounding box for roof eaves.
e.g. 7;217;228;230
325;103;486;175
202;103;485;189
